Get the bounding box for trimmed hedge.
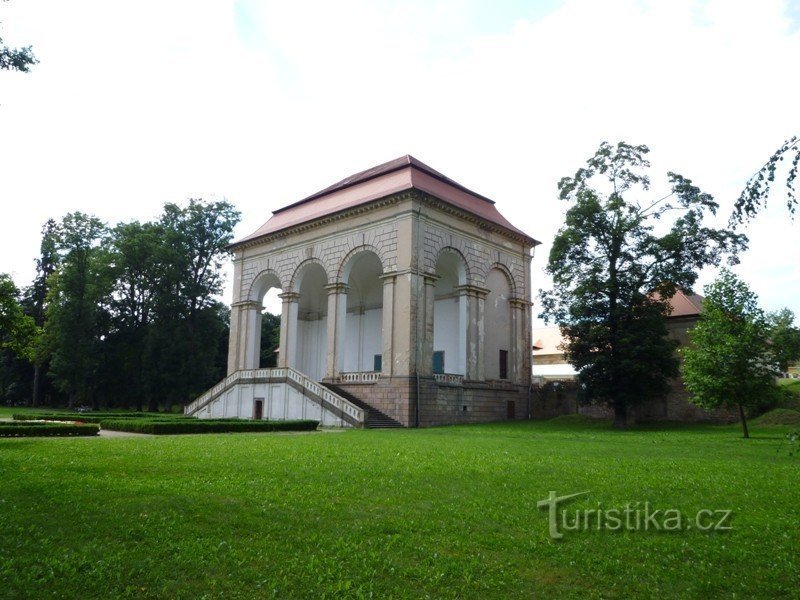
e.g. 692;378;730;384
0;423;99;437
13;413;191;424
99;419;320;435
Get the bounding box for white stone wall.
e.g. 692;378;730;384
227;192;532;385
196;380;349;427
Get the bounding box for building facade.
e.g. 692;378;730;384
531;290;736;423
186;156;538;427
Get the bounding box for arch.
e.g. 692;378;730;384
340;249;384;373
248;269;284;303
432;249;468;375
338;244;387;282
484;267;514;380
293;261;329;380
483;262;517;297
290;258;331;292
435;247;470;286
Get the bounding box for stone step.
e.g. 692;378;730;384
321;383;404;429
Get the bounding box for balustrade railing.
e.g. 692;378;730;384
339;372;381;384
184;367;365;424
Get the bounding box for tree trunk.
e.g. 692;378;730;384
148;397;158;412
613;402;628;429
738;403;749;439
31;365;41;407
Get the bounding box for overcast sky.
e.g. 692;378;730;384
1;0;798;325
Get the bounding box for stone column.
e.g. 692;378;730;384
324;283;349;379
227;300;262;374
418;274;438;376
277;292;300;369
459;285;489;381
510;297;532;385
379;274;396;376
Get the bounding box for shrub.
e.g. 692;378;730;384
13;413;191;424
0;423;99;437
99;419;320;435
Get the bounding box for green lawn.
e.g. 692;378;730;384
0;418;797;599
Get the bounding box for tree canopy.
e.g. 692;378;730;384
0;199;240;410
682;270;780;438
0;2;37;72
732;136;799;224
540;141;748;428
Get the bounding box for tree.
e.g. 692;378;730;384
767;308;800;373
42;213;111;408
142;199;240;411
682;270;779;438
0;1;37;72
260;312;280;368
732;136;799;224
25;219;59;406
0;273;36;361
102;221;163;411
540;141;747;428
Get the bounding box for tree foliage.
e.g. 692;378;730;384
682;270;779;438
0;2;37;72
0;273;37;361
260;312;281;368
767;308;800;373
0;199;241;410
41;213;111;407
731;136;799;224
541;141;748;428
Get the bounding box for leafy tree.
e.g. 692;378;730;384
102;221;163;410
25;218;60;406
0;1;37;72
767;308;800;373
732;136;799;224
142;199;240;411
260;312;280;368
540;141;747;428
682;270;779;438
42;213;112;408
0;273;36;361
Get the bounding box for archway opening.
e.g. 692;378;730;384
484;268;513;380
343;251;383;372
433;251;467;375
295;263;328;380
250;272;282;370
260;287;282;367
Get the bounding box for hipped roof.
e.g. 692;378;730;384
232;155;538;248
533;290;704;355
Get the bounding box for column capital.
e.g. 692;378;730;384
423;273;440;286
278;291;300;303
231;300;261;310
379;272;397;284
509;297;533;309
324;282;350;295
455;284;490;298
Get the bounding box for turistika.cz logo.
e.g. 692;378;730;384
537;491;733;540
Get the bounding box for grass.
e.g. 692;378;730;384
0;418;797;599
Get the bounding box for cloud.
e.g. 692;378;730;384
0;0;798;324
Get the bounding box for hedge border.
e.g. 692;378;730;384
13;413;190;424
0;423;100;437
99;419;320;435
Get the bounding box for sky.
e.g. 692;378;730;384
1;0;798;325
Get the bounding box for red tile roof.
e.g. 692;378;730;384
232;155;539;247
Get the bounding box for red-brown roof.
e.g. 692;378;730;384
667;289;704;317
232;155;539;247
532;290;705;356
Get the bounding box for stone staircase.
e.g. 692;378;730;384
321;383;404;429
